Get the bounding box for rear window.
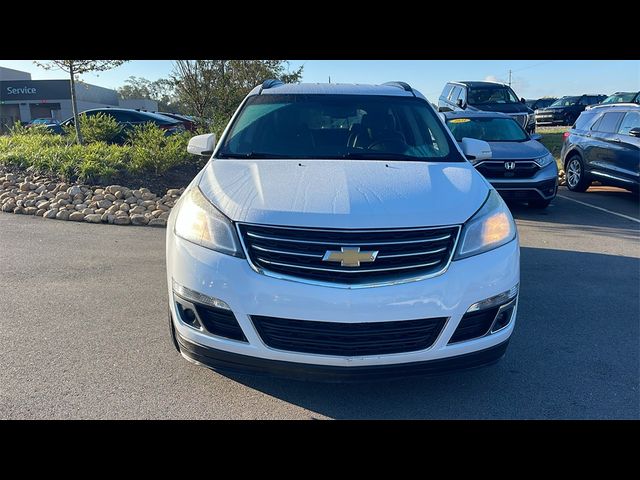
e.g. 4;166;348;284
551;96;580;107
574;112;597;130
592;112;625;133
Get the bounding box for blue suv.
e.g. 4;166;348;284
561;104;640;193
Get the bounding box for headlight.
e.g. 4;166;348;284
454;190;516;260
535;152;555;168
174;186;244;257
527;113;535;125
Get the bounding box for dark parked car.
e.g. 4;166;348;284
535;94;607;126
438;81;535;133
27;118;61;128
561;104;640;193
525;98;557;110
444;111;558;208
154;112;198;132
595;91;640;106
48;108;184;143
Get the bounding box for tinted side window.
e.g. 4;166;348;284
617;111;640;136
574;112;596;130
441;84;453;100
578;97;590;106
593;112;625;133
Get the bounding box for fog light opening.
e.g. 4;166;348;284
176;302;202;329
491;302;516;333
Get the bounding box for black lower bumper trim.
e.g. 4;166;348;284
176;333;510;382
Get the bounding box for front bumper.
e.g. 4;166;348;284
167;219;520;376
176;331;510;382
488;162;558;202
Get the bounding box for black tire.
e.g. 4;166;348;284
565;154;590;192
529;198;552;209
169;306;180;352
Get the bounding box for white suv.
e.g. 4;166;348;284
166;80;520;381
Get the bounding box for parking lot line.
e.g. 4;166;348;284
557;195;640;224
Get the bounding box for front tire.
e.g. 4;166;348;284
565;155;590;192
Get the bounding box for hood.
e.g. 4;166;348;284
468;103;531;114
198;160;490;229
482;140;549;160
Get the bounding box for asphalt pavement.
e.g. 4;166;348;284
0;186;638;419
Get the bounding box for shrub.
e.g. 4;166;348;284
63;112;123;144
126;123;192;174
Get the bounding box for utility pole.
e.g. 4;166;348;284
508;70;512;87
328;75;331;84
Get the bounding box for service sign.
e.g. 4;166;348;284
0;80;70;101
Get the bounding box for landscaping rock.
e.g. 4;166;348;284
35;209;46;216
69;212;85;221
55;210;70;220
2;202;16;212
130;205;146;215
113;216;131;225
67;186;83;196
148;218;167;227
25;207;38;215
43;209;58;218
85;214;102;223
130;214;148;226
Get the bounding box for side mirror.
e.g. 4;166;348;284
520;97;526;103
530;133;543;141
629;127;640;138
461;137;492;163
456;98;465;108
187;133;216;156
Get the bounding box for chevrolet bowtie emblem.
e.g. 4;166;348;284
322;247;379;267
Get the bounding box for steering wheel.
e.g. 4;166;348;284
368;137;408;152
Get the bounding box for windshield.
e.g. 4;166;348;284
551;96;580;107
217;94;462;162
467;86;520;105
602;92;636;104
447;117;528;142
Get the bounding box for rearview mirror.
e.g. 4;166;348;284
520;97;526;103
530;133;542;141
187;133;216;156
629;127;640;138
456;98;465;108
461;137;492;163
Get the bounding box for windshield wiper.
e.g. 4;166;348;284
339;151;427;161
216;151;287;159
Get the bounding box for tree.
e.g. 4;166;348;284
34;60;127;145
170;60;303;133
117;76;180;112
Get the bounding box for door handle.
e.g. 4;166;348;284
611;138;621;143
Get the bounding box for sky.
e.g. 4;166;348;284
1;60;638;103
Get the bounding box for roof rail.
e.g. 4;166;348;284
382;81;415;96
259;79;284;94
586;102;640;110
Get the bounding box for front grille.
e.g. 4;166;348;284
252;315;447;356
238;224;460;285
476;161;541;179
448;307;499;344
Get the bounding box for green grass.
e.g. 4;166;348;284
537;126;569;170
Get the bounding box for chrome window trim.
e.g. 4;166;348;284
236;222;462;289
